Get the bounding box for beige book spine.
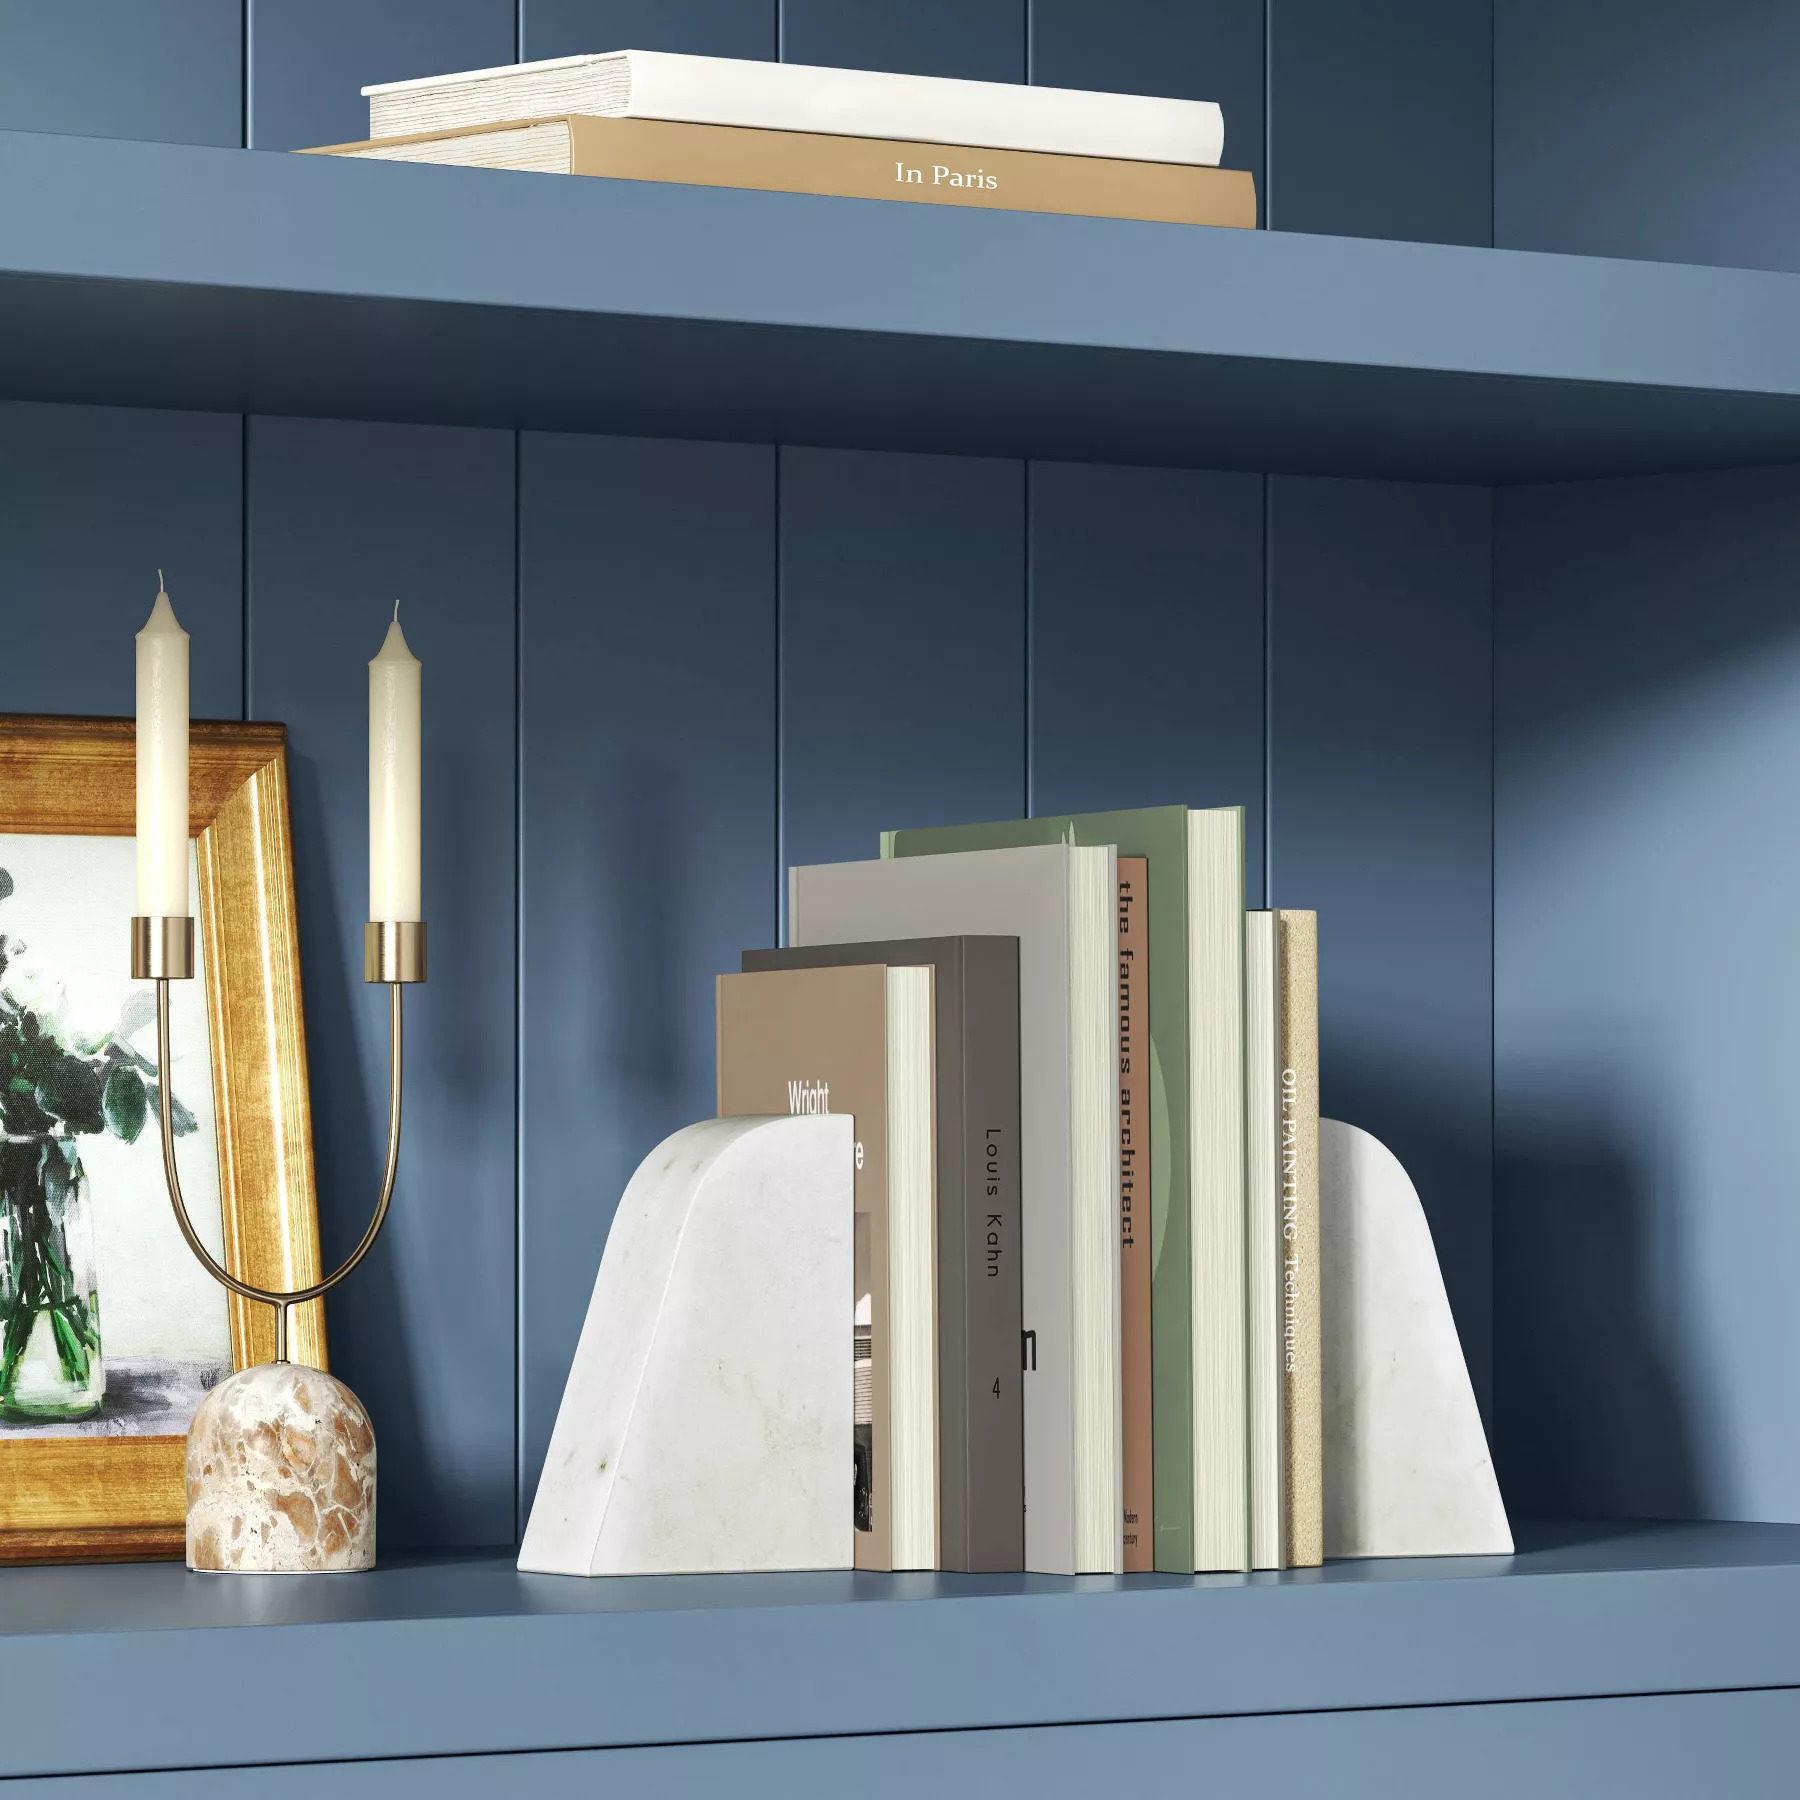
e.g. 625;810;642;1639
1117;857;1152;1570
1245;911;1285;1571
1277;911;1322;1567
312;114;1257;229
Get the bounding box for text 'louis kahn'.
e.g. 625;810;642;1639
895;161;999;190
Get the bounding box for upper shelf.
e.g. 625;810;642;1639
4;1519;1800;1779
6;128;1800;481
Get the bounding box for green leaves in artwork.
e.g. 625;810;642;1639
101;1063;148;1144
35;1056;105;1135
0;865;195;1144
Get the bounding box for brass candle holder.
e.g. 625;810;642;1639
133;914;425;1574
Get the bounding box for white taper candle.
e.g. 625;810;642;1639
369;606;421;923
136;573;190;917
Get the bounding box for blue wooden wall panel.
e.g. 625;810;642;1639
247;0;515;152
247;416;517;1550
1269;475;1493;1417
0;401;242;718
782;1;1023;81
774;5;1028;922
1495;465;1800;1524
1496;0;1800;272
1029;0;1264;223
522;0;773;61
1269;0;1491;245
1028;461;1266;900
16;1687;1800;1796
0;0;240;145
518;431;775;1515
779;446;1026;893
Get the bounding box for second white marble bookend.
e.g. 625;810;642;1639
519;1113;854;1577
1321;1119;1512;1560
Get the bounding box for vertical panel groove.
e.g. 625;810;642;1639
513;427;525;1539
1024;459;1034;815
1488;479;1497;1441
1261;473;1273;905
240;413;251;720
1263;0;1273;228
774;445;785;942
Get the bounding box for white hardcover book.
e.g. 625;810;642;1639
365;50;1225;167
1190;808;1249;1572
1244;911;1286;1570
791;845;1121;1576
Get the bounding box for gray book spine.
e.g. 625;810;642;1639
954;939;1024;1572
742;937;1024;1571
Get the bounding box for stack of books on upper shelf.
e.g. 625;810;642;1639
300;50;1256;229
716;804;1320;1578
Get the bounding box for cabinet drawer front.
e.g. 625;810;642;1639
16;1687;1799;1798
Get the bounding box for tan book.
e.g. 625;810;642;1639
1245;912;1285;1570
716;964;937;1572
1117;857;1153;1570
1278;911;1322;1567
303;114;1257;230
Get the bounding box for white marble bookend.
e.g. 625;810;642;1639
1321;1119;1513;1560
519;1113;854;1577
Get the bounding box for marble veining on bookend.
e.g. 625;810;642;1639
1320;1119;1512;1559
186;1361;376;1573
520;1113;854;1577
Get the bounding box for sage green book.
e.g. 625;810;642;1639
884;805;1247;1573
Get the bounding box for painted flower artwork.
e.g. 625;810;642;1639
0;837;233;1437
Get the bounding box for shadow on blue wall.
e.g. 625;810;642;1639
1495;1140;1701;1520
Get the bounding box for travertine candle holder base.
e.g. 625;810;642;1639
186;1362;377;1574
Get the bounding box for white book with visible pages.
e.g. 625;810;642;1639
789;844;1121;1577
364;49;1225;167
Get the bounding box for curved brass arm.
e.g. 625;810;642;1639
155;977;403;1363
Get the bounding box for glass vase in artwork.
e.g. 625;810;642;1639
0;1138;102;1421
0;862;197;1424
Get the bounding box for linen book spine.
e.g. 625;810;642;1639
1189;808;1248;1573
1117;857;1153;1571
957;940;1025;1572
1244;912;1285;1570
1278;910;1323;1567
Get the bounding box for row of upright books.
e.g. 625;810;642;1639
305;49;1256;229
715;804;1319;1578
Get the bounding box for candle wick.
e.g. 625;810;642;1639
157;569;165;594
393;599;401;625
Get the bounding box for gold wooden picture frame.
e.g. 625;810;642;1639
0;716;325;1563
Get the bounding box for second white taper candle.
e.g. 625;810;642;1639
369;608;421;923
136;575;190;917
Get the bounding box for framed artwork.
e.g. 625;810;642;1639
0;716;325;1563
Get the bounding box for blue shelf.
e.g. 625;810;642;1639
2;1520;1798;1780
5;129;1800;481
